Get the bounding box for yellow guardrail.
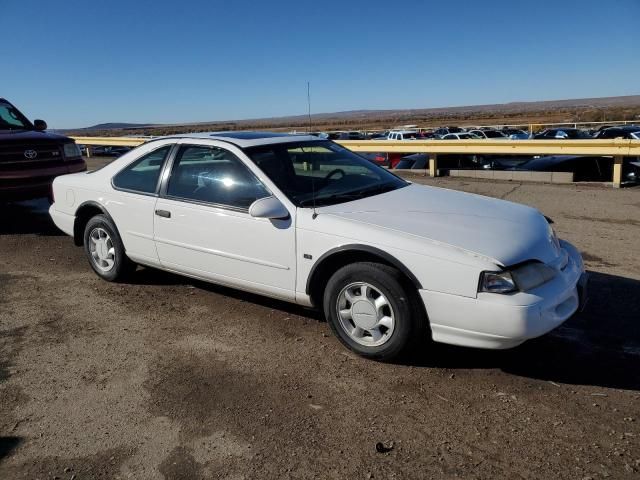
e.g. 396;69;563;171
71;136;640;187
72;136;149;147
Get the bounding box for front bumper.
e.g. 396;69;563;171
0;160;86;201
420;240;588;349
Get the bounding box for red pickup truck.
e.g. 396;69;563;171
0;98;86;201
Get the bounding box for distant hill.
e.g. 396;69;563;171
81;122;153;131
64;94;640;135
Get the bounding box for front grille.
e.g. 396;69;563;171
0;144;64;170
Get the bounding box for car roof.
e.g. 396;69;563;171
159;131;320;148
518;155;605;169
606;125;640;131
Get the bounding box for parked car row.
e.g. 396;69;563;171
88;145;133;156
387;152;640;184
313;124;640;142
324;124;640;183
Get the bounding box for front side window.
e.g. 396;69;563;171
244;140;407;207
166;145;269;209
112;145;171;193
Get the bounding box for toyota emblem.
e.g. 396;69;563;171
24;149;38;159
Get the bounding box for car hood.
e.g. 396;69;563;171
0;129;72;144
316;183;559;267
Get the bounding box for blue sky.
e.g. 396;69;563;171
3;0;639;128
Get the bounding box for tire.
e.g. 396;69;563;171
83;214;135;282
323;262;425;360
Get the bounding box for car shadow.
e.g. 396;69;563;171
402;271;640;391
0;436;22;461
125;267;640;390
128;267;640;390
0;199;63;236
125;266;324;321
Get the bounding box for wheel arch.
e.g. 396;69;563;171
73;201;117;246
305;245;423;307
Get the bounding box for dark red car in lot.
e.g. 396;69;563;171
0;98;86;201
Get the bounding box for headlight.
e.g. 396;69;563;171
480;262;557;295
63;143;82;158
547;222;561;253
479;271;517;294
510;262;557;291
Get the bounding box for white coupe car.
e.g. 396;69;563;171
49;132;588;360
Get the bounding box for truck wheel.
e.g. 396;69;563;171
323;262;424;360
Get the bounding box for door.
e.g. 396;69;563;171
153;143;297;301
108;143;173;266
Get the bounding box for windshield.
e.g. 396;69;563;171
571;130;592;139
244;140;407;207
0;101;32;130
484;130;506;138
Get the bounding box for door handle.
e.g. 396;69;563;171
155;209;171;218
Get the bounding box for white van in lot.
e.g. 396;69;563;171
386;129;420;140
49;132;588;360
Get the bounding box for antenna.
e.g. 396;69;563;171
308;81;318;219
307;81;312;133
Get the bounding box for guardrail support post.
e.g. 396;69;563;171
613;155;623;188
429;154;438;177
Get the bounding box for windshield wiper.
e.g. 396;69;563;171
299;182;401;207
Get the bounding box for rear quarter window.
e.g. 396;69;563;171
112;145;171;194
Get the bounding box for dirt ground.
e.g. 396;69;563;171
1;161;639;479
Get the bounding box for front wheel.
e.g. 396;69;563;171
323;262;424;360
83;214;135;282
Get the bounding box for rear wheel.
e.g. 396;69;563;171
83;214;135;281
323;262;424;360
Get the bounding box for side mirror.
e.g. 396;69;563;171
249;196;289;220
33;119;47;131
